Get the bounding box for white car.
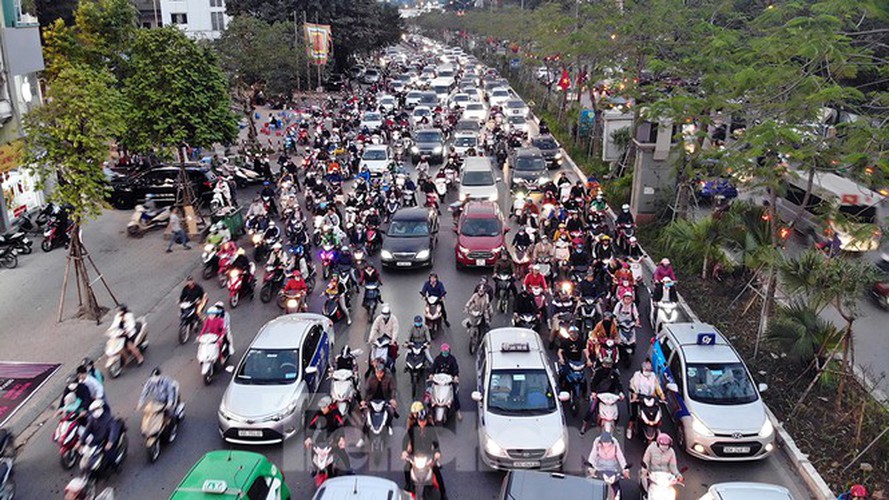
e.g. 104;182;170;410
459;157;499;202
472;328;569;471
462;102;489;124
359;145;392;174
488;87;512;107
452;131;480;157
410;106;433;128
700;482;794;500
378;95;397;113
405;91;423;109
391;81;406;94
506;115;530;135
360;111;383;131
449;92;473;110
504;99;529;118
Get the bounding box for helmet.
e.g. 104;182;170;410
318;396;332;409
145;194;154;200
850;485;868;497
381;305;391;316
208;306;222;316
410;401;425;415
662;276;673;284
660;258;671;266
341;345;351;358
600;431;613;443
441;343;451;352
151;367;162;377
268;221;276;227
621;204;630;212
656;433;673;446
214;301;224;309
596;193;603;200
272;242;282;250
341;246;350;253
414;315;423;325
118;303;128;313
629;236;637;243
622;291;633;298
532;264;541;272
601;235;611;241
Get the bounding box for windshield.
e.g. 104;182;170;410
467;104;484;111
455;136;477;147
533;138;557;150
508;116;526;124
434;86;450;95
413;109;431;117
407;92;421;99
493;91;509;97
388;219;429;237
462;170;494;186
364;113;381;121
460;217;502;237
506;101;525;108
363;149;388;161
514;156;545;171
838;204;877;224
236;348;300;385
415;131;442;143
685;363;758;405
487;369;557;416
419;94;438;104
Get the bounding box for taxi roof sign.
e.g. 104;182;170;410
501;342;530;352
201;480;228;494
696;333;717;346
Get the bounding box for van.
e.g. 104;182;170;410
775;170;885;252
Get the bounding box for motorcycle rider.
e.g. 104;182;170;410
615;203;634;226
587;431;630;479
260;181;279;218
531;234;554;261
403;402;448;499
594;235;615;262
420;273;450;328
266;242;291;270
493;253;517;297
652;258;677;298
578;271;602;300
245;197;267;220
613;291;641;333
305;396;352;475
580;359;624;435
230;248;255;286
179;275;207;318
428;344;462;421
625;236;644;260
110;304;144;366
627;358;665;439
838;484;869;500
334;345;361;403
262;220;281;243
360;358;398;442
549;284;576;349
640;433;683;493
513;287;539;322
522;263;549;292
136;367;180;420
81;357;105;387
199;304;235;357
557;325;588;382
464;284;492;333
80;400;123;465
76;365;105;403
512;226;533;252
569;243;591;275
651;276;678;303
325;274;352;325
407;315;434;363
368;304;400;348
590;192;608;213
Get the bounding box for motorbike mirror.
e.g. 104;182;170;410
665;382;679;393
558;391;570;402
504;226;511;233
305;366;318;375
758;383;768;393
471;391;483;402
225;365;235;373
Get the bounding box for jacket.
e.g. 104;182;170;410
368;315;400;344
641;442;680;475
364;371;397;402
431;354;459;377
590;320;619;344
420;280;447;298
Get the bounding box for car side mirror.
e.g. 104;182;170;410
666;382;679;393
471;391;483;402
758;383;768;393
305;366;318;375
558;391;570;402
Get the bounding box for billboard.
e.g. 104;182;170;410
304;23;332;65
0;362;61;426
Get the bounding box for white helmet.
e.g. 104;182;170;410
622;204;630;212
381;305;391;316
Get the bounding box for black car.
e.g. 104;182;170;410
325;73;345;91
380;207;439;268
508;147;548;188
107;164;217;209
532;135;563;169
500;471;607;500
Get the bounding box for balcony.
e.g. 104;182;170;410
2;0;38;28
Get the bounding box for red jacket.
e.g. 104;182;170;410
523;272;548;291
201;317;225;335
283;278;307;293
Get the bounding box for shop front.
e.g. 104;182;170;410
0;140;44;233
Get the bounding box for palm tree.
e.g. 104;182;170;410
659;216;728;279
768;300;840;368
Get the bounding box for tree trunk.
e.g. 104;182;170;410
69;225;106;322
789;165;816;230
701;253;709;280
835;317;853;412
756;187;780;353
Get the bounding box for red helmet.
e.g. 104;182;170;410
656;433;673;446
850;485;868;497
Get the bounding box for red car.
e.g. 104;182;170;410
455;201;507;268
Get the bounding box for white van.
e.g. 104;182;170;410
776;170;885;252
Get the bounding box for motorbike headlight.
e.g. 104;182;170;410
433;146;443;154
555;152;563;160
691;415;715;437
759;419;774;438
460;192;468;201
252;234;262;244
287;299;298;308
416;249;430;260
204;244;214;252
411;146;420;154
484;435;507;457
380;250;394;260
547;435;567;457
230;269;240;278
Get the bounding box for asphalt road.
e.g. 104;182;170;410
10;138;811;499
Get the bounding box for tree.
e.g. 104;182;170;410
768;300;841;367
659;216;729;279
124;27;238;159
35;0;78;28
23;64;127;321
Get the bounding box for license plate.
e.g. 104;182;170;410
396;261;412;267
513;461;540;468
723;446;750;454
475;259;486;266
237;430;263;437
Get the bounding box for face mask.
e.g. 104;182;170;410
442;351;450;357
643;368;653;375
659;444;669;451
92;410;103;418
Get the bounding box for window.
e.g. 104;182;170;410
246;477;271;500
210;11;225;31
487;369;557;416
210;0;224;6
668;355;684;395
170;13;187;25
301;326;323;371
685;362;758;405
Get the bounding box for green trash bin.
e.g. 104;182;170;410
212;207;245;239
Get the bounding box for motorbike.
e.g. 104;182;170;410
365;226;382;255
578;296;601;338
105;318;149;378
309;436;341;487
329;369;357;417
559;360;587;417
617;319;636;368
319;244;336;280
41;218;73;252
141;399;184;463
78;422;128;494
405;341;430;399
466;309;485;355
0;231;31;255
617;223;636;253
428;373;455;425
0;247;16;269
280;290;308;314
651;298;679;334
178;300;202;344
370;334;395;373
494;273;514;313
253;231;279;263
424;295;443;339
530;285;547;324
513;311;538;330
636;396;664;444
364;400;390;465
322;289;347;323
201;244;220;280
126;205;171;238
197;330;230;385
259;265;287;303
584;460;627;500
227;265;256;308
363;282;382;319
433;176;448;198
596;392;621;433
642;471;683;500
406;453;441;500
53;410;83;469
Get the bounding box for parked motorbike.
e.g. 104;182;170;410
140;399;184;462
178;300;202;344
0;231;32;255
428;373;455;425
126;205;171;238
105;318;149;378
0;247;16;269
41;218;73;252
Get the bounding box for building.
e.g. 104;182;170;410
0;0;45;233
157;0;229;40
133;0;162;29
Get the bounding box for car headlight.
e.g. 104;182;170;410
218;407;240;422
269;401;298;422
416;249;430;260
484;435;507;457
411;146;419;154
380;250;393;260
492;246;504;254
488;193;499;201
433;146;443;154
691;415;715;437
555;152;563;160
458;245;470;254
547;435;566;457
759;419;774;438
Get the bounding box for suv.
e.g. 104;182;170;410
411;129;445;164
508;148;548;188
472;328;569;470
459;157;499;202
107;164;216;209
652;322;774;461
532;135;563;168
455;201;506;268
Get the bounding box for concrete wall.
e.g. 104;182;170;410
159;0;229;39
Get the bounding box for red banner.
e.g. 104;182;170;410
0;362;61;426
558;69;571;91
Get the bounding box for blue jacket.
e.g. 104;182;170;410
421;280;446;298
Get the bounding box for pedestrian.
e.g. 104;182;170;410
166;208;191;253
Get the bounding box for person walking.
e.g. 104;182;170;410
166;208;191;252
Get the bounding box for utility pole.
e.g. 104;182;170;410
293;11;302;92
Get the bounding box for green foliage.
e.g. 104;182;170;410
768;300;840;366
659;216;729;278
780;249;881;319
124;28;238;153
23;64;127;221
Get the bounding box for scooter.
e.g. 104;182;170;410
642;471;683;500
597;392;621;433
53;410;82;469
617;319;636;368
0;231;32;255
424;295;443;339
78;421;128;493
513;311;538;330
364;400;390;465
196;331;230;385
428;373;455;425
584;460;627;500
178;300;202;344
329;369;357;417
227;265;256;308
126;205;171;238
405;341;430;399
280;290;307;314
322;290;346;323
578;296;601;338
370;334;395;373
309;436;339;487
465;309;485;355
636;396;663;444
105;318;149;378
260;265;286;303
363;282;382;318
406;453;441;500
651;299;679;334
494;273;513;313
559;360;587;417
140;398;184;463
201;244;220;280
41;218;73;252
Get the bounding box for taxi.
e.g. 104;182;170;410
651;322;774;461
471;328;569;471
169;451;290;499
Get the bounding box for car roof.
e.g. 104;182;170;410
485;328;546;369
365;144;389;151
171;451;265;499
514;147;542;157
663;323;741;364
503;471;608;500
463;200;499;217
251;314;322;349
709;482;793;500
313;476;402;500
392;207;431;221
462;157;492;171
